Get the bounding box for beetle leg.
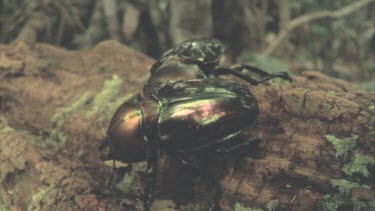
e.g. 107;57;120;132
150;60;163;74
144;137;158;211
235;64;292;82
99;137;109;150
233;64;272;77
176;152;223;211
214;66;292;85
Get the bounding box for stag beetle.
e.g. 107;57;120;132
100;38;292;211
147;37;291;85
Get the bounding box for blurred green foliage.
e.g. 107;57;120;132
358;81;375;91
265;199;279;211
27;183;55;211
239;53;291;74
179;204;200;211
234;203;263;211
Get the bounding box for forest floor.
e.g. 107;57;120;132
0;41;374;211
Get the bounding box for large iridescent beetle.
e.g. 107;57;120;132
100;38;292;210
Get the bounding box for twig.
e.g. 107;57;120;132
263;0;375;56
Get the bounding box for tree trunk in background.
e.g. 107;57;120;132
102;0;121;41
147;0;171;52
213;0;263;60
259;0;269;50
278;0;290;32
169;0;213;45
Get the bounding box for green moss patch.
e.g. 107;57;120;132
325;135;358;158
343;154;375;177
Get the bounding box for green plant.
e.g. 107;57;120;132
27;183;55;211
343;154;375;177
179;203;200;211
265;199;279;211
330;179;369;195
49;92;91;144
320;179;372;211
51;92;91;127
87;75;131;120
116;162;145;195
234;203;263;211
0;205;9;211
98;66;118;74
320;193;346;211
325;135;358;158
87;75;123;115
326;90;337;96
358;80;375;91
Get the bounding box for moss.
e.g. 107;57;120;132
265;199;279;211
319;179;372;211
320;135;374;211
22;130;47;147
49;129;68;144
116;162;146;195
330;179;369;195
320;193;347;211
327;90;337;96
87;75;132;120
325;135;358;158
50;92;91;127
27;183;55;211
353;200;373;211
234;203;263;211
320;193;375;211
87;75;123;115
343;154;375;177
0;205;9;211
98;66;118;74
48;92;91;144
179;203;200;211
137;74;149;83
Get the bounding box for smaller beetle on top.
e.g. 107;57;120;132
100;38;292;211
147;37;291;85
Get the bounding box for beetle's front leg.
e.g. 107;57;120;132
214;65;292;85
235;64;292;83
144;137;158;211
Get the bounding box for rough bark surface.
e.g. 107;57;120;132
0;41;374;211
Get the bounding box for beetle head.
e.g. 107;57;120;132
160;38;224;73
176;38;224;66
106;95;147;162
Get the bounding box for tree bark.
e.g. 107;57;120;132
0;41;374;211
169;0;213;45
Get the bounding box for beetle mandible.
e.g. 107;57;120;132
100;38;292;211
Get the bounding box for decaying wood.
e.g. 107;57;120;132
0;41;373;211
